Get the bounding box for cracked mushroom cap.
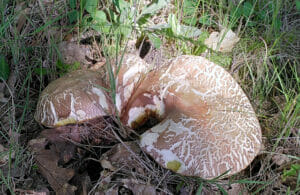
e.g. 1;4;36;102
123;55;262;179
114;54;151;115
35;70;113;127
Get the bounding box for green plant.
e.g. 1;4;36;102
0;55;9;80
282;164;300;183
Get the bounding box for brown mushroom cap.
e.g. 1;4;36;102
35;70;113;127
114;54;151;115
123;55;262;179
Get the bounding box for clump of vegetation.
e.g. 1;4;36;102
0;0;299;194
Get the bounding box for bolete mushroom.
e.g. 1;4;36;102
122;55;262;179
34;54;151;140
35;70;113;127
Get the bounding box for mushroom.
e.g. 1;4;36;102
35;69;113;127
122;55;262;179
34;54;151;140
114;54;151;115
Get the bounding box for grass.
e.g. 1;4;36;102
0;0;299;194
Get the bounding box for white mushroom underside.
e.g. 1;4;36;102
139;56;262;179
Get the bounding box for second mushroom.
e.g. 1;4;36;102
121;55;262;179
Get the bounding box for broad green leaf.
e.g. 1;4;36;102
93;10;107;23
148;23;170;31
0;56;10;80
118;25;132;37
92;24;110;34
140;0;168;16
148;33;162;49
85;0;98;14
114;0;130;13
169;14;180;36
178;25;202;38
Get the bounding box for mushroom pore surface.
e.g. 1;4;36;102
122;55;262;179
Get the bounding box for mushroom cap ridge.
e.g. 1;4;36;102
114;54;151;115
35;70;113;127
125;55;262;179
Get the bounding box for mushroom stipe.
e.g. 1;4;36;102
35;54;262;179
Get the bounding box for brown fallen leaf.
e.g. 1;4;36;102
272;153;291;166
40;128;78;164
122;178;161;195
28;138;76;194
100;142;143;173
58;41;93;68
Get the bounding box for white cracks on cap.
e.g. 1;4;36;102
115;93;122;113
76;110;87;119
122;61;147;86
123;82;135;103
35;70;112;127
137;55;262;179
49;101;58;124
140;120;170;147
91;87;109;111
115;54;151;114
152;95;165;116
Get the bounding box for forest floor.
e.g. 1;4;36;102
0;0;299;194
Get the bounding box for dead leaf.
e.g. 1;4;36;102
205;29;240;52
28;137;76;194
100;142;143;173
122;179;160;195
58;41;93;68
89;60;106;70
272;154;291;166
95;169;114;193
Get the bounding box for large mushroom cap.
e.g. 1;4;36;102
124;55;262;179
35;70;113;127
